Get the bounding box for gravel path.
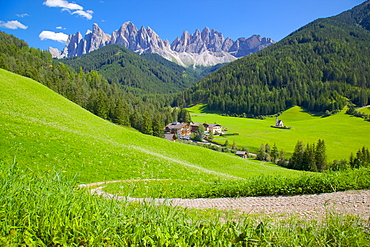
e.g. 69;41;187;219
81;181;370;219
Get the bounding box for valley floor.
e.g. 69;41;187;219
85;182;369;220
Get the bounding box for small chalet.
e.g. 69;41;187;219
236;151;247;158
164;122;191;140
204;123;223;134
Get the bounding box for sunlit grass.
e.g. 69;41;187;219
103;168;370;198
0;69;301;184
188;104;370;160
1;161;369;246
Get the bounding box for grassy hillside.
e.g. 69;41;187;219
175;1;370;115
0;69;301;183
61;44;197;95
188;104;370;161
2;162;369;246
358;106;370;114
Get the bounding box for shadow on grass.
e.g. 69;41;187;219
300;108;325;117
195;104;223;114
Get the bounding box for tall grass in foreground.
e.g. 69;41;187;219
104;168;370;198
0;162;369;246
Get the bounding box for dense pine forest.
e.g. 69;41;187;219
0;31;191;136
174;1;370;116
61;45;198;95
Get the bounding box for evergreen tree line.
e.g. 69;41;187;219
61;44;198;95
346;104;370;121
256;143;287;166
257;140;369;173
256;140;327;172
173;5;370;116
288;140;327;172
331;146;370;171
0;31;190;137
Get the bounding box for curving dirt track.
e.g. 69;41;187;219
80;181;370;219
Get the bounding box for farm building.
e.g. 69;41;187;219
164;122;191;140
236;151;247;158
203;123;223;134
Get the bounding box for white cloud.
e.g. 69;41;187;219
72;10;93;20
0;20;28;29
56;26;66;29
39;30;68;43
43;0;93;20
43;0;83;10
16;13;29;18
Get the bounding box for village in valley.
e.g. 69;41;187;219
163;116;290;159
164;121;250;158
164;121;222;141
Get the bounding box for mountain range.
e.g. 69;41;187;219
49;22;275;67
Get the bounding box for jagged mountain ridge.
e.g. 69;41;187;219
50;22;275;67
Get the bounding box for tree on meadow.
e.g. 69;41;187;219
193;124;205;141
270;143;279;163
224;139;229;147
289;141;305;170
232;141;237;151
315;139;327;171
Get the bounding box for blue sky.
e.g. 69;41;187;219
0;0;365;51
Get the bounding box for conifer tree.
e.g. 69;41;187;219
270;144;279;163
315;139;327;171
142;112;153;135
224;140;229;147
232;141;237;150
289;141;305;170
152;117;164;138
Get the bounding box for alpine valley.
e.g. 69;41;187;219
49;22;275;67
1;1;370;245
175;1;370;116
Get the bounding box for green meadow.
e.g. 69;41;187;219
0;69;301;184
2;162;369;246
188;104;370;161
1;68;369;246
358;106;370;114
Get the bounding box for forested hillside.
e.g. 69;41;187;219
175;1;370;116
61;44;197;95
0;31;190;136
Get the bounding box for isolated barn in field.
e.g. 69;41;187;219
236;151;247;158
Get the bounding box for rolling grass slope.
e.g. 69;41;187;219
0;69;301;183
189;104;370;161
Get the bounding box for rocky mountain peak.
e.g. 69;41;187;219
50;22;275;67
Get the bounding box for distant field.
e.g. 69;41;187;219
188;104;370;161
358;106;370;114
0;69;301;183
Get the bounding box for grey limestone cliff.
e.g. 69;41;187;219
50;22;275;67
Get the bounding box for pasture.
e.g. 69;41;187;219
0;69;369;246
188;104;370;161
0;69;300;184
